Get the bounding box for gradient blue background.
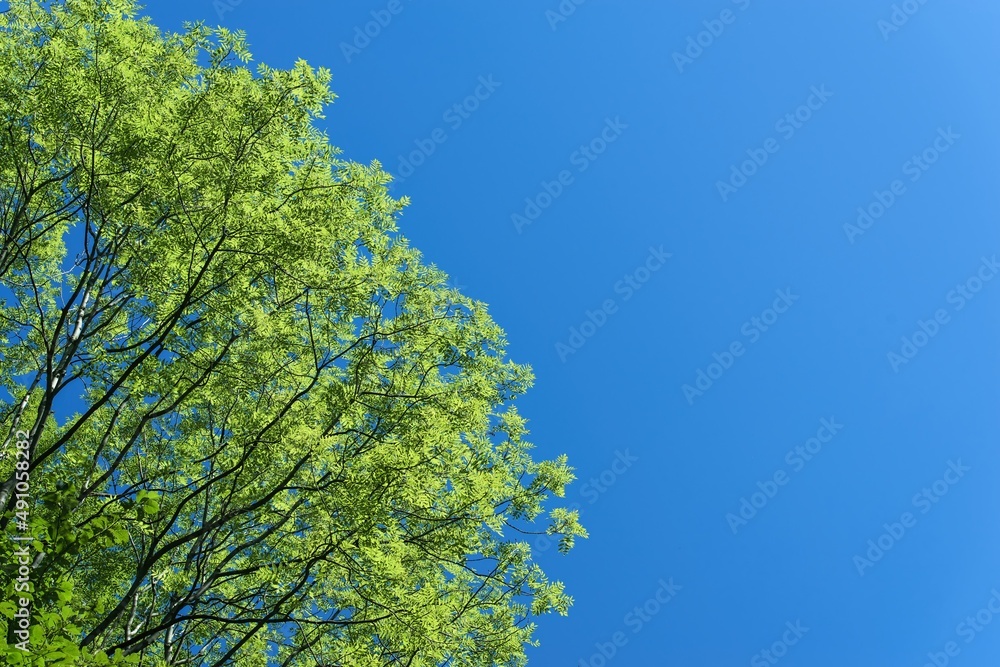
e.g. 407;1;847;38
139;1;1000;664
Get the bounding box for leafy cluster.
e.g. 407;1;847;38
0;1;585;664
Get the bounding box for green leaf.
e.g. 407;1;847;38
0;1;582;664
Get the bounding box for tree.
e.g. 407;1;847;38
0;1;586;664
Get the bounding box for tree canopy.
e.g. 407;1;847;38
0;1;585;664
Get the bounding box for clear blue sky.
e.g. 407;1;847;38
141;1;1000;664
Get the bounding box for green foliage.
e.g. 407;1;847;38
0;0;585;664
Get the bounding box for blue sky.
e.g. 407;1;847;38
140;1;1000;664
